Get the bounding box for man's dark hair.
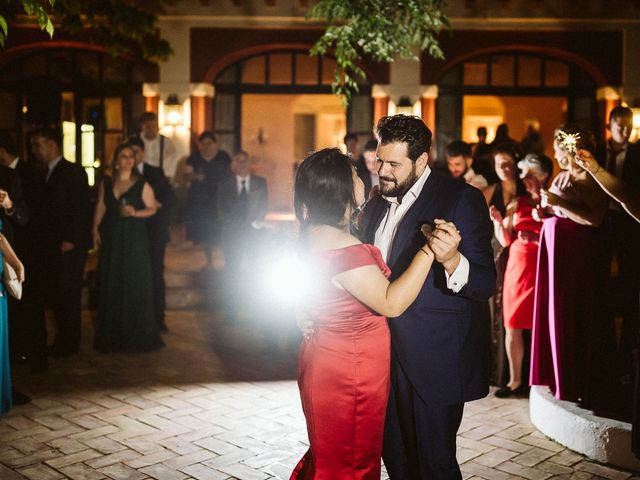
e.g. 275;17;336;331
362;139;378;152
126;136;145;150
376;115;432;162
30;127;62;147
343;132;358;144
609;105;633;124
0;132;17;156
294;148;356;229
198;131;216;143
140;111;158;124
477;126;487;137
445;140;472;159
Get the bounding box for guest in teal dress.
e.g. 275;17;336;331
92;143;164;353
0;219;25;413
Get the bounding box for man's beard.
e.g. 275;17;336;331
379;163;419;198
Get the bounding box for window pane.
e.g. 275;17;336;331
48;51;74;83
439;66;462;87
268;53;292;85
296;54;318;85
104;59;127;83
216;65;238;85
491;55;514;86
77;52;100;82
322;57;337;85
464;60;487;86
241;56;265;84
214;94;236;130
348;95;371;134
545;60;569;87
0;94;17;129
518;56;542;87
103;97;123;130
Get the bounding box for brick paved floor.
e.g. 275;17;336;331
2;247;639;479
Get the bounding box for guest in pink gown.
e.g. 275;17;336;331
530;125;610;406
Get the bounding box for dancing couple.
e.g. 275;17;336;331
290;114;495;480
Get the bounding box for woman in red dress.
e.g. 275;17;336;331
489;153;553;397
290;148;444;479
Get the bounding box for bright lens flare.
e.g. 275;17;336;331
265;256;313;307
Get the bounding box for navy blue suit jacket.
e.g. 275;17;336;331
359;172;495;405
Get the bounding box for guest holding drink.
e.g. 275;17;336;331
92;143;164;353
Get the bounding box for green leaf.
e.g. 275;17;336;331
0;15;6;48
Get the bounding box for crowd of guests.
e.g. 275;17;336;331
443;109;640;427
0;111;269;414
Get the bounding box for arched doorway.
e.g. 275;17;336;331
212;50;373;210
0;45;155;185
435;51;598;162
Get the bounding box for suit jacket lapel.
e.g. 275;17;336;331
388;172;441;267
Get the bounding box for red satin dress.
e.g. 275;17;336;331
502;196;542;329
291;244;391;480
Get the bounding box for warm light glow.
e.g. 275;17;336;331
166;109;182;126
263;256;313;308
633;109;640;130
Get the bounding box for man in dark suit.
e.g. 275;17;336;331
0;132;38;371
597;106;640;377
30;127;91;358
358;115;495;479
128;136;174;332
218;150;268;320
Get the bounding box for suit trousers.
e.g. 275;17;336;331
34;249;87;354
383;349;464;480
148;239;167;327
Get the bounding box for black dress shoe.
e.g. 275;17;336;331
494;385;527;398
12;389;31;406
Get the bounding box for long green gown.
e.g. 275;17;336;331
94;177;164;353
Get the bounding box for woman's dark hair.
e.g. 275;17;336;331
376;114;432;162
554;123;596;156
491;144;519;163
294;148;356;228
112;143;141;179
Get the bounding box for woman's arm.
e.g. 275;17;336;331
92;181;106;248
131;182;158;218
541;178;607;227
334;245;435;318
0;234;24;283
490;203;515;247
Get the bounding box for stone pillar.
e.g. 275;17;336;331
386;54;423;116
420;85;438;133
190;84;214;136
372;85;389;125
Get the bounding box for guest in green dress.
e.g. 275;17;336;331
92;143;164;353
0;220;25;413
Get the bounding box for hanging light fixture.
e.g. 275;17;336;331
396;96;414;115
164;94;183;127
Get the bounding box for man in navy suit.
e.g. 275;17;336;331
128;136;174;332
358;115;495;479
217;150;268;320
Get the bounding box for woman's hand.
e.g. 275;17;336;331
540;189;562;208
120;205;136;217
15;261;25;283
296;312;314;340
575;149;599;173
92;229;101;249
489;205;503;223
532;205;545;222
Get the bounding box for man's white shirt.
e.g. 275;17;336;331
141;134;177;180
374;166;470;293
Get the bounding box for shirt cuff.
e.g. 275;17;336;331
444;253;470;293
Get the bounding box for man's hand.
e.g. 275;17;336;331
427;219;461;274
61;241;75;254
540;189;562;209
0;190;13;212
